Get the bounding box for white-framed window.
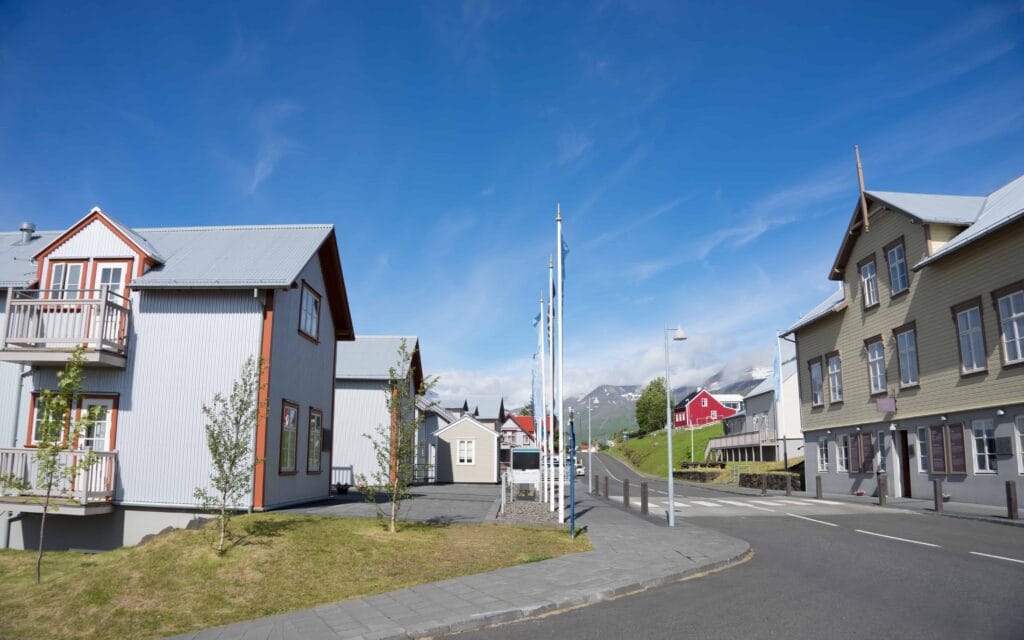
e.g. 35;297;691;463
817;438;829;472
995;289;1024;365
860;259;879;307
48;261;84;300
837;435;849;472
896;327;919;387
809;359;824;407
710;410;718;420
279;401;298;474
827;354;843;402
457;439;475;465
972;418;997;473
701;397;708;408
298;282;321;342
917;426;929;473
955;305;986;373
886;242;909;295
877;431;887;473
867;340;886;394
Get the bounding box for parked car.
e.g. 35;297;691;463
575;461;586;476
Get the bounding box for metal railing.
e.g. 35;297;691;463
1;287;131;353
0;448;117;505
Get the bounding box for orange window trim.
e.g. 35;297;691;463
25;391;73;447
87;258;135;291
33;211;154;282
74;394;119;450
253;290;274;509
44;259;88;299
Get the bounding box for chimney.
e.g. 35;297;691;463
19;222;35;244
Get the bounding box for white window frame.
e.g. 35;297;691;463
701;397;708;408
837;435;849;472
896;328;919;388
809;360;824;407
867;340;886;394
860;260;879;307
457;439;476;465
886;242;909;294
996;289;1024;365
877;431;887;473
972;418;997;473
827;354;843;402
956;306;986;374
48;261;85;300
817;438;829;472
710;410;717;420
917;426;930;473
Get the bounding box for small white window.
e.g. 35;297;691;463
917;426;929;473
887;242;909;294
809;360;824;406
817;438;829;472
973;419;997;473
867;340;886;394
837;435;849;472
956;306;986;373
49;262;84;300
701;397;708;408
996;289;1024;365
896;328;919;387
710;410;717;420
827;354;842;402
860;260;879;307
457;439;475;465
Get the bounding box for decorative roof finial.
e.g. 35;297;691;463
556;203;561;222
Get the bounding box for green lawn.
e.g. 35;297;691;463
0;514;590;640
606;423;725;475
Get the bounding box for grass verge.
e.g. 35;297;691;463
0;514;590;640
606;423;725;475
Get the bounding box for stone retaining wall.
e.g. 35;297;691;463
738;472;801;491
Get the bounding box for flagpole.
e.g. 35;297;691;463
556;204;565;524
547;257;556;512
538;293;548;503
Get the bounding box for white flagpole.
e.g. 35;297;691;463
548;256;556;511
556;204;565;524
538;293;548;503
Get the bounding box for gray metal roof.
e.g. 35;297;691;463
913;172;1024;269
131;224;334;289
784;287;846;336
0;231;58;287
463;395;505;420
335;336;419;380
865;191;985;225
98;209;167;263
744;377;774;399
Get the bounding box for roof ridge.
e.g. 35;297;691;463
866;189;983;199
136;223;334;232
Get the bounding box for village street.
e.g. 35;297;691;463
455;453;1024;640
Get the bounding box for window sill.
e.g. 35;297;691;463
279;470;298;476
959;368;988;378
974;470;998;475
811;403;825;409
298;330;320;345
1001;359;1024;370
890;289;909;300
870;390;888;397
898;384;920;391
863;302;880;311
829;399;844;405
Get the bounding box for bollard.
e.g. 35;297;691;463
785;475;792;496
641;482;649;515
623;478;630;509
877;472;887;506
1007;481;1019;521
603;475;609;499
815;475;823;499
760;474;768;496
933;479;943;514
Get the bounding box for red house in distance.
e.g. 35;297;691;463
673;389;742;427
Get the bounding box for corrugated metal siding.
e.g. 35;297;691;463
48;219;137;258
24;289;263;506
797;210;1024;432
332;380;391;483
262;256;336;508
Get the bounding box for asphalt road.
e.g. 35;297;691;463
456;453;1024;640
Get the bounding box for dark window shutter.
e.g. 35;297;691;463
929;425;947;474
850;435;862;474
948;424;967;474
860;433;875;473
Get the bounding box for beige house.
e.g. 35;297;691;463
785;172;1024;506
434;416;499;484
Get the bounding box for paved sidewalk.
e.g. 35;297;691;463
171;486;749;640
282;483;502;524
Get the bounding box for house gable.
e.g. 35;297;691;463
434;416;497;439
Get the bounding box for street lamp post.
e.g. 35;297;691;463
587;397;592;492
664;325;687;527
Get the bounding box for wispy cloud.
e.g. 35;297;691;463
247;100;302;194
557;128;594;166
575;144;649;218
583;195;689;248
213;21;266;76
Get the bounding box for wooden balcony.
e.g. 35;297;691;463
0;287;131;367
0;448;116;515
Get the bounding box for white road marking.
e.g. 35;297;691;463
775;499;810;505
787;513;838;527
690;500;722;507
712;499;775;512
814;499;844;505
673;502;691;508
790;499;824;505
855;529;941;548
969;551;1024;565
755;501;788;506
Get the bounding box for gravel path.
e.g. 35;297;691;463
497;500;561;525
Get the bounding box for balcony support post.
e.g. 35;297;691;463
0;287;12;350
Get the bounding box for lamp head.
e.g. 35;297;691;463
673;326;687;341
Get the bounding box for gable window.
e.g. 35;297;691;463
817;438;829;472
917;427;929;473
307;409;323;473
895;324;920;388
701;397;708;408
837;435;849;472
994;284;1024;366
885;239;909;295
859;256;879;308
48;261;85;300
279;401;298;474
298;282;321;342
866;338;886;395
809;359;824;407
827;353;843;402
973;419;997;473
953;300;987;374
457;439;475;465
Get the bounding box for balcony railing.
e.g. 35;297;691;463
0;448;117;511
0;287;131;366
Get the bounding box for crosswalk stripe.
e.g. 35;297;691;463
815;499;844;505
712;499;775;512
690;500;722;507
755;501;788;506
775;499;810;505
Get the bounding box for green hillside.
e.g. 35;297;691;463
606;423;724;476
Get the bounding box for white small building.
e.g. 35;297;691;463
434;416;498;484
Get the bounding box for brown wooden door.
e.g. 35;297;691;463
899;430;912;498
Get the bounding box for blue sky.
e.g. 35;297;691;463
2;1;1023;404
